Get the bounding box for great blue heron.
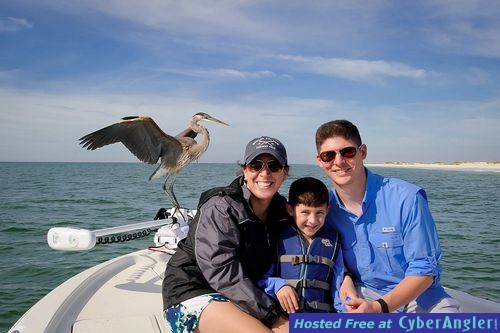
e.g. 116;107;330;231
79;113;228;208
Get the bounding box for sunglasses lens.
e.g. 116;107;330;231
340;146;358;158
248;161;264;172
267;161;283;172
319;151;336;162
319;146;359;162
247;160;283;172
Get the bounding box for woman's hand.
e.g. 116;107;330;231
276;285;300;313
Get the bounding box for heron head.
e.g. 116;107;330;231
193;113;229;126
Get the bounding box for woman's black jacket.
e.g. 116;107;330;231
162;176;289;323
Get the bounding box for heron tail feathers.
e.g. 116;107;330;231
149;165;167;181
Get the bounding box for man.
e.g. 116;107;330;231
315;119;460;313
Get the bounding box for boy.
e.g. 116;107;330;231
257;177;344;313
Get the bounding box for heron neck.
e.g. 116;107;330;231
191;122;209;147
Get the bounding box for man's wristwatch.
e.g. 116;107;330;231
376;298;390;313
262;308;280;327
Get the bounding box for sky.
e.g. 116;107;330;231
1;0;499;165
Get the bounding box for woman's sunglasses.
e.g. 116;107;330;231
247;160;284;173
318;146;360;163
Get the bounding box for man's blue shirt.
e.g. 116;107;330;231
326;168;449;310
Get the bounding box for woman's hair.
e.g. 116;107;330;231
288;177;328;207
315;119;362;151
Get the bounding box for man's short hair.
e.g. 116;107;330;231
315;119;362;151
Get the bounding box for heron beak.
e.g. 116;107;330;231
206;116;229;126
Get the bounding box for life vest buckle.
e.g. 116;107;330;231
308;300;320;309
291;254;307;265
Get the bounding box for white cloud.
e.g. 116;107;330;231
158;68;277;80
200;69;276;79
0;17;33;32
276;55;428;82
0;87;345;163
1;0;499;163
422;0;500;58
1;87;499;164
462;68;491;85
428;22;500;58
23;1;500;59
360;99;500;163
42;0;285;42
34;0;391;50
0;69;21;81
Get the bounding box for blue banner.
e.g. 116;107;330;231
290;313;499;333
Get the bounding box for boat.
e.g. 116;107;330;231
8;208;500;333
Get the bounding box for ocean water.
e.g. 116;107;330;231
1;162;499;330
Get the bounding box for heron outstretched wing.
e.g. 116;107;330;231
175;127;197;140
79;116;183;166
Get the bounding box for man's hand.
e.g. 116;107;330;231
344;297;382;313
340;273;359;311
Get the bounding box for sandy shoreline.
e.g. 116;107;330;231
365;161;500;172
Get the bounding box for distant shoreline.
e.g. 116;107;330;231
366;161;500;172
1;161;499;172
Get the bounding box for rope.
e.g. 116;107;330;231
96;228;157;245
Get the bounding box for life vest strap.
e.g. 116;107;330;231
287;278;331;291
279;254;334;268
305;300;334;312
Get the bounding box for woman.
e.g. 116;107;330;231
162;136;290;333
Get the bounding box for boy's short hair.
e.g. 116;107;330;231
315;119;362;151
288;177;329;207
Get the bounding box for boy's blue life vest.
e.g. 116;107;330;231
277;225;340;312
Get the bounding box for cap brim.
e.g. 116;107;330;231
245;151;287;166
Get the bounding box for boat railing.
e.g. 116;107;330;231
47;207;194;252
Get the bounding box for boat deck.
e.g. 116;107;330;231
9;248;500;333
10;249;171;333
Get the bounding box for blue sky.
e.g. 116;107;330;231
1;0;499;164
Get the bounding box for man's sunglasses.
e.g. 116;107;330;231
318;146;360;163
247;160;284;173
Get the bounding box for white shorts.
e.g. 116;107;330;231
164;293;229;333
357;286;461;313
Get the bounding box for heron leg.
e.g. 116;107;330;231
162;173;189;221
162;173;180;208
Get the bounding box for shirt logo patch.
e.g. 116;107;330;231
382;226;395;233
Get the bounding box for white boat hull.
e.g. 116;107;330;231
9;247;500;333
9;249;171;333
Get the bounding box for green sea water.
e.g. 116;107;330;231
1;162;499;331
